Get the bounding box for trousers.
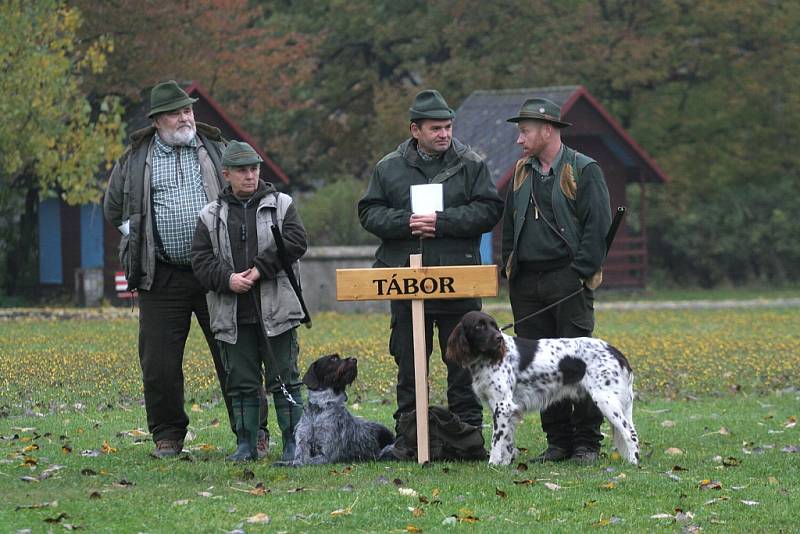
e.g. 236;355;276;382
509;264;603;450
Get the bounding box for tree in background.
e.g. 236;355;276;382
0;0;124;295
63;0;800;286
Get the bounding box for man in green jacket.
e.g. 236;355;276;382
103;81;267;458
502;97;611;465
358;89;503;433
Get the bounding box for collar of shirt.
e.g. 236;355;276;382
529;144;564;178
154;131;198;155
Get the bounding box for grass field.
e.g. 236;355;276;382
1;306;798;532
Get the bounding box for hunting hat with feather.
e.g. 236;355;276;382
507;97;571;128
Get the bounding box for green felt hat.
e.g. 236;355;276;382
147;80;198;118
507;97;571;128
223;140;263;167
409;89;455;121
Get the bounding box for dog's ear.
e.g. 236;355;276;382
445;320;470;367
302;360;321;390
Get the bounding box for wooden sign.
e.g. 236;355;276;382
336;264;498;301
337;256;498;464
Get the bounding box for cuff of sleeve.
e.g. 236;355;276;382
434;211;445;237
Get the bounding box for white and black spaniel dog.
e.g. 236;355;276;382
292;354;394;466
446;311;639;465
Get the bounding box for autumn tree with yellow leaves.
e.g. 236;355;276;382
0;0;124;295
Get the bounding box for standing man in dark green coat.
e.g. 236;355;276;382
358;89;503;433
502;98;611;465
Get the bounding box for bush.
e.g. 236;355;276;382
294;176;379;246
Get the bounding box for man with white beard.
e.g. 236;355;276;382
104;81;268;459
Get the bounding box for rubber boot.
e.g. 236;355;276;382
226;397;260;462
273;389;303;466
257;386;270;459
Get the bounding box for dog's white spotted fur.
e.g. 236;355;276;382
446;311;639;465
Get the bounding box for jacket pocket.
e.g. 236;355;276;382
118;233;131;281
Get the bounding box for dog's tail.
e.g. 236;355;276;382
558;356;586;385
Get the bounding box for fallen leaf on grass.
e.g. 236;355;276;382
767;476;779;485
286;487;306;493
722;457;741;467
442;516;457;526
197;491;213;498
699;479;722;490
89;492;101;499
513;479;536;485
515;462;528;471
593;514;623;526
600;482;616;490
331;496;358;517
661;420;676;428
250;482;269;496
650;513;674;519
543;482;561;491
15;501;58;510
22;444;39;452
406;525;422;532
80;468;97;476
495;488;507;498
704;496;730;505
246;513;271;524
457;514;480;523
173;499;189;506
80;449;101;458
785;416;796;429
191;404;202;412
781;445;799;453
408;506;424;517
665;447;683;456
44;512;68;523
740;500;760;506
19;475;40;483
101;441;117;454
399;487;418;497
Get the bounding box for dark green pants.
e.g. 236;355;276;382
218;325;301;397
509;264;603;451
390;311;483;429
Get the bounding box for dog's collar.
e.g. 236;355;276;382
306;388;347;408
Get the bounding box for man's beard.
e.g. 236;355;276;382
160;124;196;146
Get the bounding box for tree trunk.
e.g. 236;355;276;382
5;184;40;296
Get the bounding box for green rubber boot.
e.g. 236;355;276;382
226;397;260;462
273;389;303;466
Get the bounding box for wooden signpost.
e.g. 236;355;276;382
336;255;498;463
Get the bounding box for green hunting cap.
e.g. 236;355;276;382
223;140;263;167
409;89;455;121
147;80;198;118
507;97;571;128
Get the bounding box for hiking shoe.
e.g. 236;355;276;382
571;446;599;465
256;429;269;459
532;445;571;462
152;439;184;459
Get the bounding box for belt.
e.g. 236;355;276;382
156;259;194;272
517;256;571;273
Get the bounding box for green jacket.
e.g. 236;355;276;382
103;123;226;290
358;138;503;313
502;145;611;282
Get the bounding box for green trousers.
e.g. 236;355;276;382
218;324;302;397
